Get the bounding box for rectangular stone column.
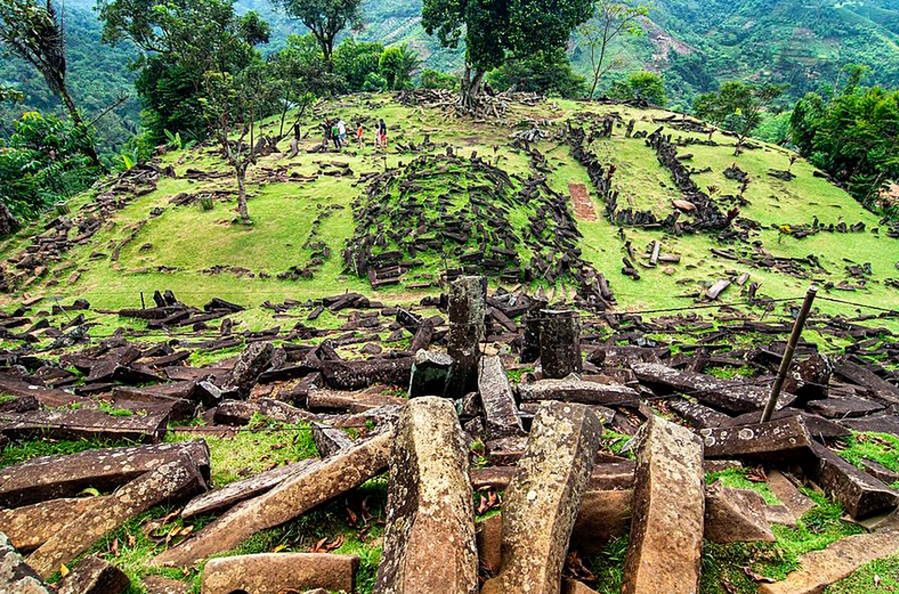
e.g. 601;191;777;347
445;276;486;397
539;310;582;378
622;415;705;594
481;401;602;594
374;397;478;594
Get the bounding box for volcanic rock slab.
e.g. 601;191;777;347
632;362;795;413
445;276;487;397
202;553;358;594
477;356;524;440
518;377;639;406
56;555;129;594
481;402;602;594
0;496;109;552
622;415;704;594
374;397;477;594
699;415;813;460
0;532;51;594
539;310;582;378
0;440;210;508
759;527;899;594
28;456;206;578
809;442;898;520
153;430;393;567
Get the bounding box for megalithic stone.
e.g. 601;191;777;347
56;555;130;594
202;553;359;594
445;276;487;397
374;397;478;594
809;442;898;520
0;496;109;552
28;456;206;578
622;415;705;594
481;402;602;594
152;430;393;568
520;297;547;364
539;310;582;379
0;532;51;594
477;356;524;440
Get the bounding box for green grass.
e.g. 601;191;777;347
706;467;781;505
0;437;140;468
164;418;318;487
834;432;899;489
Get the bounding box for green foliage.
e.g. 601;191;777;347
0;111;100;221
332;37;384;92
753;111;792;145
486;48;586;98
790;75;899;211
608;70;667;106
98;0;269;145
835;432;899;476
273;0;363;64
378;44;420;91
0;84;24;103
422;0;594;101
420;68;458;90
694;81;786;151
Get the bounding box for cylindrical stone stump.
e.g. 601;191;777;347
539;310;582;378
445;276;487;397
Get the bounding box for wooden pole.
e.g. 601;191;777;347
761;286;817;422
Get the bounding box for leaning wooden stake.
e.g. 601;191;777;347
761;286;817;422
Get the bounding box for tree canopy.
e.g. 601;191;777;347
694;81;785;153
422;0;594;105
274;0;362;66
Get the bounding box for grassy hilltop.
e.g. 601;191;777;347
1;92;896;339
1;92;898;594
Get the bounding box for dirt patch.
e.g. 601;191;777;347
568;182;597;221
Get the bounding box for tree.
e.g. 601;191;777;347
0;0;102;167
379;44;420;91
201;64;276;225
97;0;269;142
422;0;594;109
578;1;648;99
0;111;100;222
270;34;332;138
485;48;586;98
791;83;899;210
608;70;666;105
420;68;457;90
274;0;362;68
332;37;383;92
694;81;786;155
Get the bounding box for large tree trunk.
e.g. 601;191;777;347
57;84;103;170
236;168;251;225
460;65;485;112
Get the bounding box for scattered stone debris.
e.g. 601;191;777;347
0;276;896;591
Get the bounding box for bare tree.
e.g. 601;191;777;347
0;0;102;167
202;66;275;225
578;1;649;99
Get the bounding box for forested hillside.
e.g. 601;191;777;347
0;2;138;149
4;0;898;135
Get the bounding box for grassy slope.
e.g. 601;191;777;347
2;95;896;327
1;94;898;593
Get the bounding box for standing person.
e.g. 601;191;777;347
331;120;341;150
355;122;365;146
337;118;348;148
377;118;388;150
321;119;331;150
